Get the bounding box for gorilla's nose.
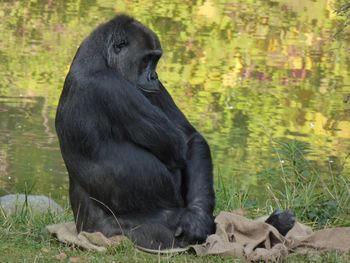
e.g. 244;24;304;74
148;71;158;81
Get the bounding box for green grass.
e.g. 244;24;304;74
0;209;229;263
1;141;350;262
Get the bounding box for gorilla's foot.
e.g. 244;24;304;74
265;208;295;236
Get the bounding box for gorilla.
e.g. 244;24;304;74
56;15;215;249
56;15;294;250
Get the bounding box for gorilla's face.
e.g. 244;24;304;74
107;21;162;93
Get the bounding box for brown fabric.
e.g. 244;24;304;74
46;211;350;262
46;222;127;252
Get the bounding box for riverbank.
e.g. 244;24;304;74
1;205;349;262
1;142;349;262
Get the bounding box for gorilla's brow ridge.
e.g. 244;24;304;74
131;21;159;49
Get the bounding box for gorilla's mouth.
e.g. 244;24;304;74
138;85;160;93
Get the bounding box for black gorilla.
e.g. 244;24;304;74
56;15;215;249
56;15;295;249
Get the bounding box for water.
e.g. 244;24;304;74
0;0;349;204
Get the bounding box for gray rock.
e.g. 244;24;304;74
0;194;63;215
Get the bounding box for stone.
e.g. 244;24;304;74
0;194;63;215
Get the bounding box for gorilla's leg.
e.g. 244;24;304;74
70;178;185;249
69;178;120;235
68;143;186;249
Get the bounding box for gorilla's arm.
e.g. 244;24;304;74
89;70;186;168
154;84;214;206
150;83;215;242
184;133;215;213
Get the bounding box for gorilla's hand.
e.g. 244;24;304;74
174;208;215;247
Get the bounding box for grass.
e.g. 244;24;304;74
1;141;350;262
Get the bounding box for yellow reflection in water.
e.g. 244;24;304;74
0;0;349;198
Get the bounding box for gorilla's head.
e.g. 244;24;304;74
104;15;163;93
73;15;162;93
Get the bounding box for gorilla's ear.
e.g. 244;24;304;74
107;29;128;67
111;30;128;54
113;35;128;54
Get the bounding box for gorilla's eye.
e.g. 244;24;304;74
114;40;128;54
141;56;149;70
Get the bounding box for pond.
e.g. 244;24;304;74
0;0;349;205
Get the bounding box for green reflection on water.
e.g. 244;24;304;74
0;0;349;204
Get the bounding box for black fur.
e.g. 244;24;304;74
55;15;215;249
265;209;295;236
